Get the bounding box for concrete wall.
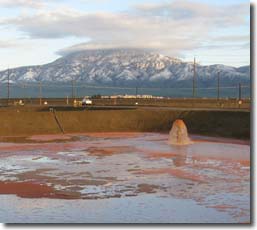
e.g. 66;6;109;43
0;108;250;139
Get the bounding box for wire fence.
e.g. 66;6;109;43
0;82;251;99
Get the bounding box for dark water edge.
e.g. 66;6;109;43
0;85;250;99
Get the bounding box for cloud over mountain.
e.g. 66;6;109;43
2;0;249;57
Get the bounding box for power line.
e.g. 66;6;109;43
7;82;251;90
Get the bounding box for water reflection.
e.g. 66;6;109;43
0;132;250;223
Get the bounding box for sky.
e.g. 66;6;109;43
0;0;250;70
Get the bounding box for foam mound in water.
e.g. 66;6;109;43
169;119;192;145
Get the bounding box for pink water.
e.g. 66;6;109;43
0;132;250;223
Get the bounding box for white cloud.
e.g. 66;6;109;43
1;0;250;56
0;40;19;48
0;0;46;8
213;35;250;43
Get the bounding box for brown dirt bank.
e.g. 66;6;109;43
0;108;250;139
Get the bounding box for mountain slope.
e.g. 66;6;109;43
0;49;250;87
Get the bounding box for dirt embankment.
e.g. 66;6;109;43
0;107;250;139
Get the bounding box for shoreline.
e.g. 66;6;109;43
0;132;251;144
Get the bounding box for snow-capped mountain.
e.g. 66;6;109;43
0;49;250;87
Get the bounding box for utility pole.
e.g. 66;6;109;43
23;84;25;102
66;96;69;105
7;68;10;106
72;76;75;100
193;57;196;98
39;82;42;105
217;71;220;100
239;83;242;100
74;78;77;99
82;65;86;98
136;87;138;98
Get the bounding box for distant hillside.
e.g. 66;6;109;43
0;49;250;88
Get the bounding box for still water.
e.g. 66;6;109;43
1;194;235;223
0;132;250;223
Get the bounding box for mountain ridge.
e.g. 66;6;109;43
0;49;250;88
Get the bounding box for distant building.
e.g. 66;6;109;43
141;95;153;99
92;94;164;99
101;96;110;99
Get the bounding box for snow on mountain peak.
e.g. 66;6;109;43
0;49;250;87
